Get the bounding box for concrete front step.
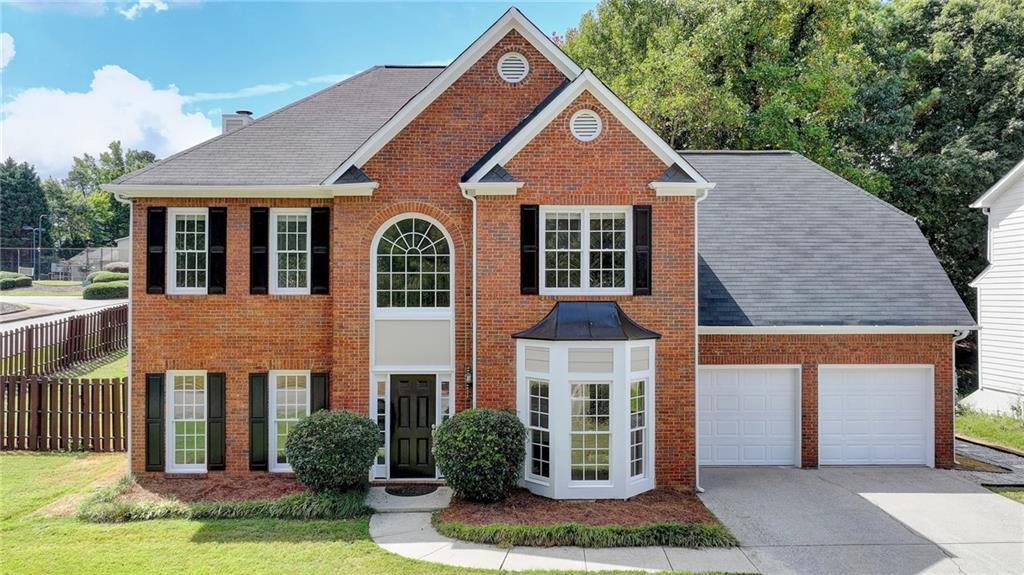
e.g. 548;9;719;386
365;486;453;512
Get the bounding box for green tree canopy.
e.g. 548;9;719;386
0;158;48;248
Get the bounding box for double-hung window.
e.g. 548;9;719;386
270;208;311;295
269;370;310;472
540;207;631;295
167;208;208;294
166;370;207;473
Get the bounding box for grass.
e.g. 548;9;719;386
956;408;1024;451
53;351;128;379
2;452;717;575
434;515;738;548
988;487;1024;504
2;280;84;297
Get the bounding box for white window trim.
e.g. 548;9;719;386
269;207;312;296
370;212;455;318
268;369;312;473
539;206;633;296
526;377;551;484
368;370;455;481
166;207;209;295
165;370;208;474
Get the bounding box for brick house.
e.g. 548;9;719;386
106;8;974;499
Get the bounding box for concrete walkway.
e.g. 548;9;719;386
699;467;1024;575
955;438;1024;485
369;512;757;573
0;297;126;329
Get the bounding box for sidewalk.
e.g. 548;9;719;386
0;297;127;330
369;512;756;573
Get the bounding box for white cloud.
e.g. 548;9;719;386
119;0;168;20
1;33;14;69
1;65;219;178
183;72;355;103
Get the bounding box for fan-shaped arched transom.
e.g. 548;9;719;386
375;216;452;308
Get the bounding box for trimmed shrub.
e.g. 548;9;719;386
285;410;379;492
84;271;129;285
0;278;14;290
433;408;526;503
83;280;128;300
0;274;31;290
0;271;22;279
103;261;130;273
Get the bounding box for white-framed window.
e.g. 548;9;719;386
630;379;646;478
570;381;611;481
375;216;452;308
540;207;631;295
269;370;311;472
528;378;550;479
167;208;208;294
270;208;311;295
375;379;387;467
165;370;207;473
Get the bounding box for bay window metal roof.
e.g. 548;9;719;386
512;302;660;341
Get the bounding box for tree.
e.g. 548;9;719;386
66;141;157;244
0;158;47;248
42;178;92;248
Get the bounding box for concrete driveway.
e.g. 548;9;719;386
699;467;1023;575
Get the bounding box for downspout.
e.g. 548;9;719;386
693;186;711;493
113;192;133;469
460;187;478;408
951;328;970;462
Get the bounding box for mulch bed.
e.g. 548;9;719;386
127;474;307;503
439;487;717;527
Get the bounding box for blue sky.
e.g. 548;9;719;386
1;1;595;177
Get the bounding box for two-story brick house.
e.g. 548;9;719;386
106;8;974;499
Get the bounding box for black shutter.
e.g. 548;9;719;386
207;207;227;294
146;207;166;294
249;373;268;471
633;205;652;295
520;205;539;294
207;373;226;471
145;373;164;471
250;207;269;294
311;373;329;413
310;207;330;294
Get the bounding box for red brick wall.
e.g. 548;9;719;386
478;91;698;485
699;334;955;468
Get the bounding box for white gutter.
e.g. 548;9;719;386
693;186;710;493
699;325;978;335
460;187;479;409
103;183;377;198
951;329;971;459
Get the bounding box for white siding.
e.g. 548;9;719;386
976;175;1024;396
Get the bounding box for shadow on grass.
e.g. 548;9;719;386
52;350;128;379
188;517;369;543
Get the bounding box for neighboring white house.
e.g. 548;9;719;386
964;157;1024;414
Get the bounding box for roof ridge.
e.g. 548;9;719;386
116;66;386;184
788;151;916;222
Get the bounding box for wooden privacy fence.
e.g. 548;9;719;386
0;304;127;376
1;376;127;451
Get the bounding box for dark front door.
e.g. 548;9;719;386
390;374;436;478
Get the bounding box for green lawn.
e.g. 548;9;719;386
956;410;1024;451
55;351;128;379
1;452;703;575
2;280;84;297
988;487;1024;505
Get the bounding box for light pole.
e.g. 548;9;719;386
35;214;50;279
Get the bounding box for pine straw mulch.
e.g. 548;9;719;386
124;474;308;503
439;487;717;527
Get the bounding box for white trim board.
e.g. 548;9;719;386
102;183;377;199
323;7;582;185
463;69;709;186
972;156;1024;208
699;325;977;335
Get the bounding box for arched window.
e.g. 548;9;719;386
375;216;451;308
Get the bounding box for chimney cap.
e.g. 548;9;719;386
235;110;253;116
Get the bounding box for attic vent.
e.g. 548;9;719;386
498;52;529;83
570;110;602;142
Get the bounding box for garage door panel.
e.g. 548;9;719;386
819;366;932;466
699;367;799;466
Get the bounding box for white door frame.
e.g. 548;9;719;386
369;370;454;481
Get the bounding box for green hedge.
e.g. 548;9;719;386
84;271;129;285
433;516;738;548
433;409;526;502
103;262;130;273
83;280;128;299
77;475;373;523
285;410;379;492
0;274;32;290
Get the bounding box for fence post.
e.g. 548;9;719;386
24;328;34;377
28;377;41;450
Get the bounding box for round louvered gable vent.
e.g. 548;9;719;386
498;52;529;83
570;110;602;142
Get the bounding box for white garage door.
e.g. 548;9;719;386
698;366;800;466
819;366;933;466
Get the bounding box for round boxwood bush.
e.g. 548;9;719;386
83;280;128;300
103;261;130;273
0;274;31;290
84;271;129;285
285;409;379;492
433;408;526;502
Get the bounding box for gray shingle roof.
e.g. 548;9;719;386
686;151;975;327
115;66;443;186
